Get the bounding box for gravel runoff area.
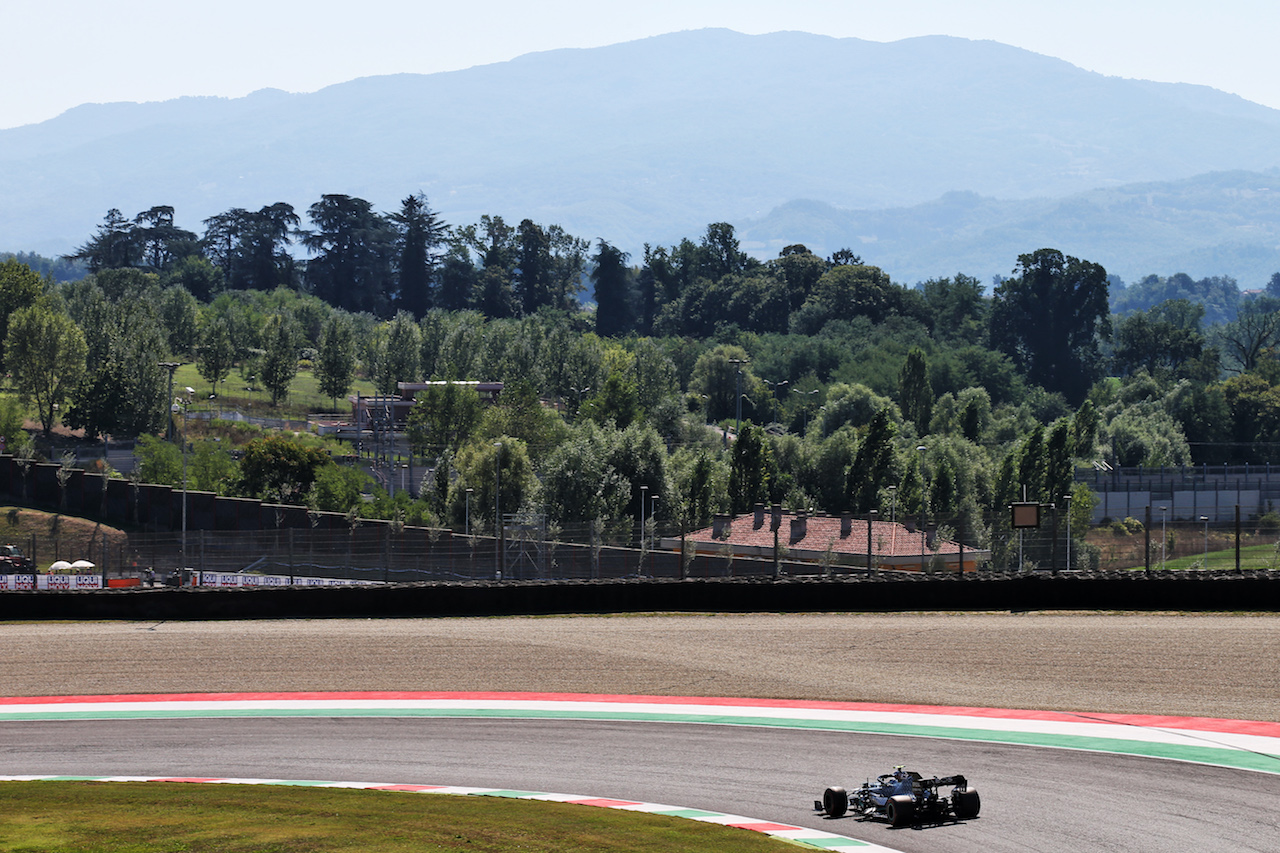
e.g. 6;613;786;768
0;613;1276;722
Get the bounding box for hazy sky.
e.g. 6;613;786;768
5;0;1277;130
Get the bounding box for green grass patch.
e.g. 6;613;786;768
1161;542;1280;571
0;781;799;852
174;362;377;420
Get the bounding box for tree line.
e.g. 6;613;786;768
5;193;1280;567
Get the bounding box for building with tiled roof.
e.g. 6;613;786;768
661;505;988;572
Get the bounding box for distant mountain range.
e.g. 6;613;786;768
3;28;1280;286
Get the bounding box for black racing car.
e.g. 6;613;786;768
815;766;980;826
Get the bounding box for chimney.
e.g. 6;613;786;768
790;510;808;544
770;504;782;531
840;512;853;538
754;503;765;529
712;514;730;540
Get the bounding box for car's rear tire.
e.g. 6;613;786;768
886;794;915;827
952;786;981;819
822;786;848;818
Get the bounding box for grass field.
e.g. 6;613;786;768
172;362;377;421
0;782;796;853
1161;542;1280;571
0;507;127;571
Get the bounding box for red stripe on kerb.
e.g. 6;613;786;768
728;821;801;832
2;691;1277;738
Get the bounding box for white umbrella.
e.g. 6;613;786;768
49;560;72;572
70;559;95;570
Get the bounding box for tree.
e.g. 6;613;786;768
235;434;333;503
314;315;356;410
592;240;634;337
795;263;904;331
990;249;1110;404
203;204;299;291
391;193;447;318
374;311;421;394
845;408;898;512
260;314;298;406
1111;299;1208;378
197;317;236;396
406;377;483;456
728;424;778;514
898;347;933;435
1216;295;1280;373
132;206;199;272
65;300;167;439
0;258;47;373
69;209;138;272
921;273;988;341
301;195;395;315
158;285;199;356
4;305;88;439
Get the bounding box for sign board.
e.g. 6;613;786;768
1010;502;1042;529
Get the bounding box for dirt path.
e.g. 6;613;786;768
1;613;1276;721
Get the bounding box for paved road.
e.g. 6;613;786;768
2;613;1279;851
3;716;1279;853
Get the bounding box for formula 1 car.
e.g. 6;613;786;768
815;766;980;826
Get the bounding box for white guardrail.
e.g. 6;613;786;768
192;572;380;588
0;573;382;590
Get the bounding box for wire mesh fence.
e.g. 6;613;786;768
7;502;1280;589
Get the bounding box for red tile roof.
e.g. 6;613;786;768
688;511;965;558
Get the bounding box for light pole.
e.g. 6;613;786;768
170;396;189;577
649;495;659;549
639;485;648;549
728;358;748;440
1063;492;1073;572
1201;515;1210;565
1159;506;1169;568
465;488;473;537
917;445;927;571
570;386;590;415
494;443;502;579
794;388;819;433
765;380;788;426
887;484;897;525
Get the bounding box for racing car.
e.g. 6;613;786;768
815;766;980;826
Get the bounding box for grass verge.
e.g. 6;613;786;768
0;781;799;853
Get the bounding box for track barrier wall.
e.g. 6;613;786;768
1;571;1276;620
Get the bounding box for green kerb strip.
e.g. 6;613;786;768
5;706;1278;775
653;809;724;818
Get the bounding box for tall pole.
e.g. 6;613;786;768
917;445;927;571
639;485;648;550
728;358;748;440
1063;492;1073;572
170;398;188;574
1201;515;1209;565
494;442;502;579
1160;506;1168;568
867;509;876;573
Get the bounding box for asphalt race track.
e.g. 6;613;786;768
3;711;1280;852
2;615;1279;851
